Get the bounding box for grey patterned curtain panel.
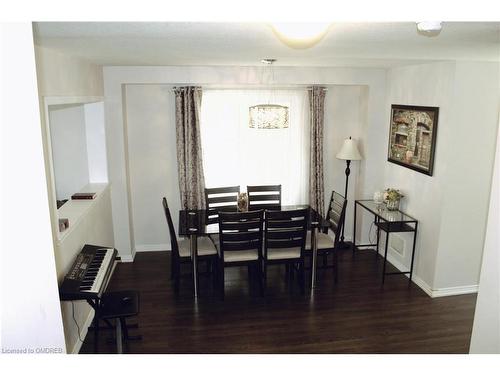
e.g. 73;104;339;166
309;86;326;217
174;86;206;210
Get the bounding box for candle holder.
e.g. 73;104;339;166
237;192;248;212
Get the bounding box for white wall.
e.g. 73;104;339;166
125;85;178;251
123;84;369;252
35;46;103;97
384;61;499;295
84;102;108;183
103;66;387;260
470;115;500;353
0;22;66;353
385;62;455;291
49;104;90;200
324;86;370;241
34;39;110;353
433;61;499;289
35;44;105;244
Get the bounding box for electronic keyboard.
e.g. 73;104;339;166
60;244;117;301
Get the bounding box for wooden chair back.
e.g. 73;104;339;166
218;210;264;262
247;184;281;211
325;191;347;246
264;208;308;259
162;197;179;258
205;186;240;224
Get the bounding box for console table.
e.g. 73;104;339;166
353;200;418;285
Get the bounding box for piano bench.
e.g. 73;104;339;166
97;290;142;352
99;290;140;319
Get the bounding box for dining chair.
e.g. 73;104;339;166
204;186;240;224
304;191;347;283
217;210;264;299
263;208;308;294
162;197;218;295
247;184;281;211
204;186;240;247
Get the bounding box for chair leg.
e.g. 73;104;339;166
334;249;339;284
212;259;218;290
93;316;99;353
258;262;264;297
262;262;267;295
121;318;142;341
219;261;225;301
299;260;305;295
170;254;175;280
174;262;180;297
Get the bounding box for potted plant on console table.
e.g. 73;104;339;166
383;188;404;211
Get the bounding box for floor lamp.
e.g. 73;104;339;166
336;137;362;247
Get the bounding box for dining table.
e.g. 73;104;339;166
178;205;330;297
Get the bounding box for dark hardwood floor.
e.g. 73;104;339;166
80;248;476;354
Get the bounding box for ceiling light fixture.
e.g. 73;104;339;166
270;23;331;49
416;21;443;37
249;59;289;129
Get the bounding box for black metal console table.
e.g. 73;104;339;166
353;200;418;285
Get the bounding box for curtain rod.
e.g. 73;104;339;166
172;86;328;91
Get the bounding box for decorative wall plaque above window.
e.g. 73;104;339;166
249;104;289;129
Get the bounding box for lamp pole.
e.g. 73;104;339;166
336;136;362;248
341;159;351;244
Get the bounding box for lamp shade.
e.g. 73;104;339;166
336;137;362;161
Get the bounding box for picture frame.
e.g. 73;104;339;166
388;104;439;176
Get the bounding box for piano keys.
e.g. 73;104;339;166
60;244;117;301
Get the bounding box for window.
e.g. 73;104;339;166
200;89;309;205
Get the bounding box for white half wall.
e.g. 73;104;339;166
55;184;114;353
103;66;387;260
0;22;65;353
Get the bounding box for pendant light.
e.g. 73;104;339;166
249;59;289;129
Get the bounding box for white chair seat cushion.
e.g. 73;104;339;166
209;233;220;248
266;247;301;260
178;237;218;258
305;231;335;250
223;249;259;262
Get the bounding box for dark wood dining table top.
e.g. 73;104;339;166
178;205;329;236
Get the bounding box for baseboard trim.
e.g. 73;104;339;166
70;309;95;354
367;248;478;298
384;251;434;297
431;284;479;297
119;253;135;263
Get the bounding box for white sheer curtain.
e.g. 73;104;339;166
200;89;310;205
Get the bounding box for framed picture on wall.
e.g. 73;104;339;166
388;104;439;176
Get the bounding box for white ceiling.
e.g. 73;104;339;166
33;22;500;68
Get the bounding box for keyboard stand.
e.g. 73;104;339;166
88;291;141;353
